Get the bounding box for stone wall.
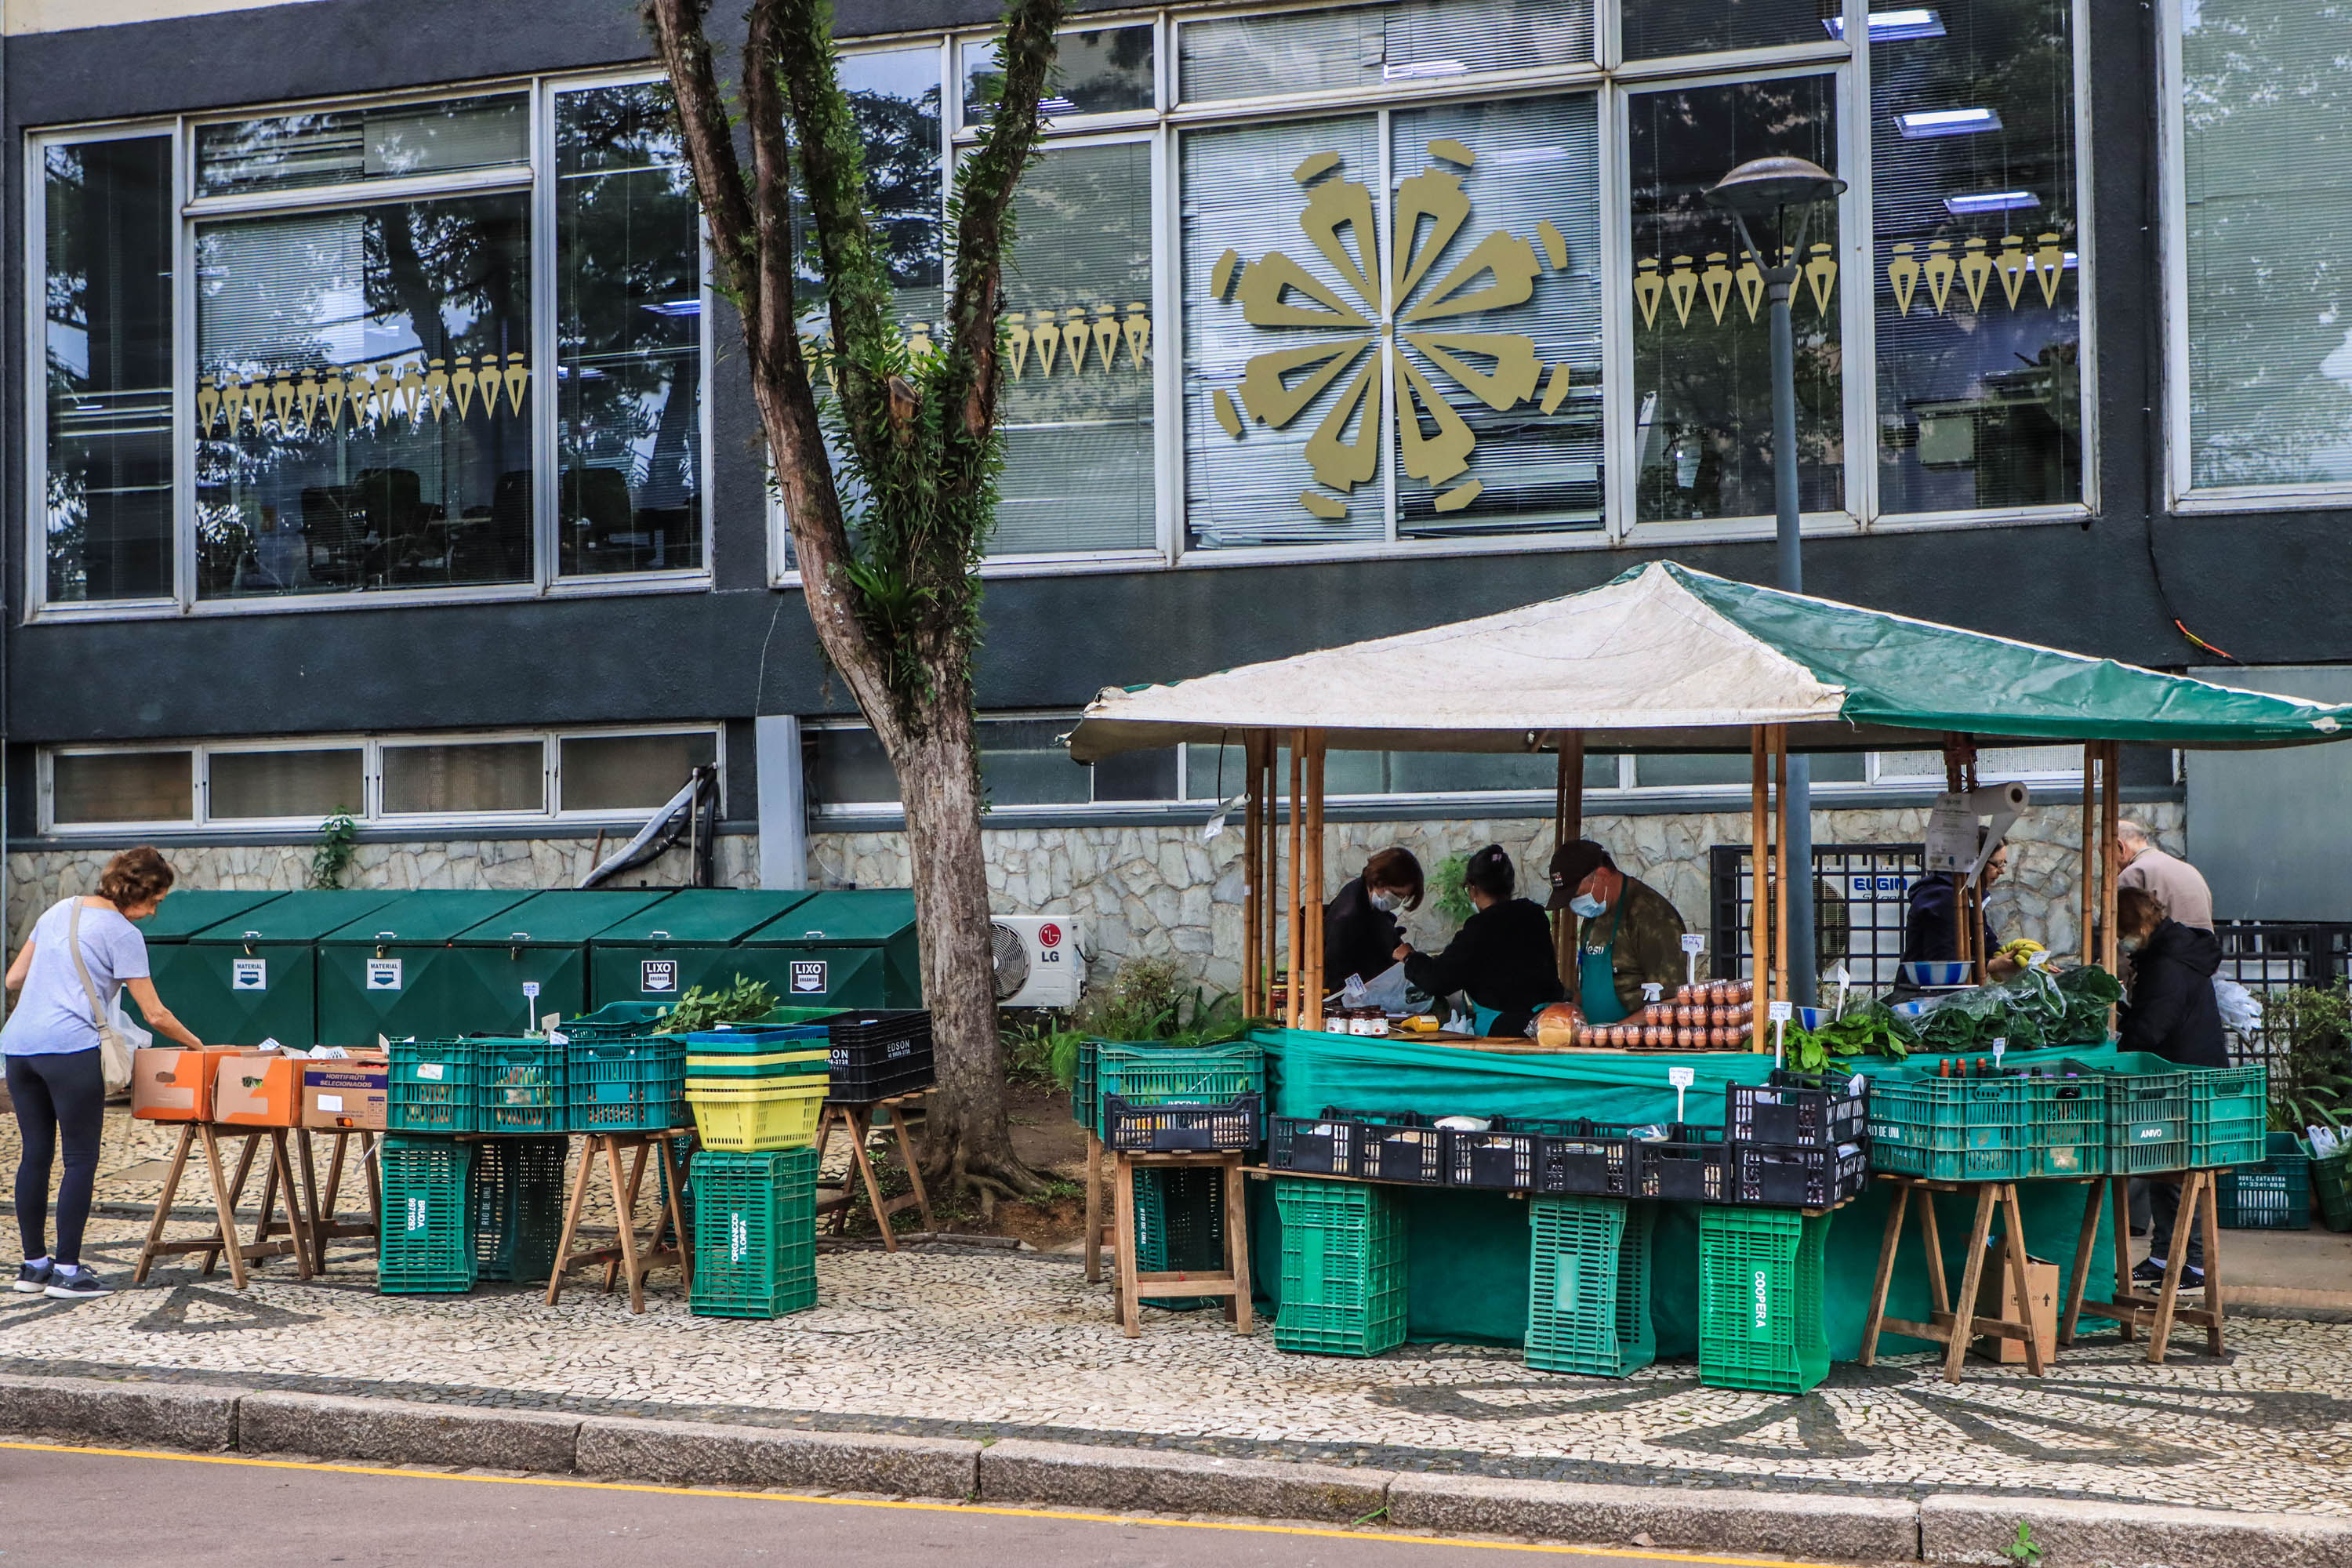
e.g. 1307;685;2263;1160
9;801;2185;997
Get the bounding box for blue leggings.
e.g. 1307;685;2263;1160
6;1048;103;1265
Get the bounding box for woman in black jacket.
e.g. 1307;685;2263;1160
1323;848;1424;989
2115;886;2226;1290
1394;845;1563;1036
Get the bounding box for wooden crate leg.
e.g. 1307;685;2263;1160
134;1124;195;1285
2147;1172;2198;1364
546;1134;599;1307
1944;1185;1998;1385
1860;1182;1911;1367
299;1131;328;1274
891;1106;935;1232
658;1137;692;1290
1112;1153;1140;1338
2198;1169;2226;1357
200;1126;249;1291
849;1112;895;1254
2110;1175;2138;1343
1918;1181;1950;1320
1083;1134;1102;1285
1998;1184;2045;1375
606;1137;646;1315
270;1130;314;1282
1223;1157;1253;1336
607;1142;651;1295
201;1131;262;1279
2060;1178;2103;1347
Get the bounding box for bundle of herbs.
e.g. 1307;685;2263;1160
1907;964;2120;1054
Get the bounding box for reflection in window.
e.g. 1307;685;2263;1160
557;84;704;575
964;26;1153;122
53;751;194;826
806;720;1176;811
558;731;717;811
996;142;1155;554
1632;752;1864;787
381;740;544;815
209;749;365;820
43;137;176;604
193;195;532;597
1180;0;1590;102
1874;0;2081;512
194;95;528;195
980;719;1092;806
1629;76;1842;522
2179;0;2352;488
797;49;943;321
1620;0;1832;60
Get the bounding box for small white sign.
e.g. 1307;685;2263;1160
522;982;541;1000
1769;1000;1795;1023
365;958;403;991
316;1094;344;1112
416;1062;445;1082
790;960;829;995
1925;793;1977;874
230;958;267;992
1991;1036;2007;1069
1667;1066;1697;1089
641;960;678;994
1680;934;1704;953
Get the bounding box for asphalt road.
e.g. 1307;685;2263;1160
0;1442;1805;1568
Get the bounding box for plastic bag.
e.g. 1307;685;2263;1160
2213;976;2264;1033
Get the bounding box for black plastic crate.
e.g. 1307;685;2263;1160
1535;1120;1644;1198
1344;1109;1447;1185
1730;1142;1871;1208
1102;1093;1263;1152
1268;1111;1357;1175
1726;1071;1868;1148
1639;1125;1727;1203
1449;1116;1581;1192
826;1011;935;1103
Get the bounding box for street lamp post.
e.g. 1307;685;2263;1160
1704;155;1848;1012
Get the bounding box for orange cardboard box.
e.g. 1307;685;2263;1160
301;1055;390;1131
130;1046;238;1122
1973;1249;2060;1366
212;1050;303;1128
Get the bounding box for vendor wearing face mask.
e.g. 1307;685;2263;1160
1323;848;1425;989
1548;840;1688;1027
1392;846;1563;1036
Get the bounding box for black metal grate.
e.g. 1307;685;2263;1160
2212;920;2352;1069
1709;843;1926;994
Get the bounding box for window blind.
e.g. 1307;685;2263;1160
1180;0;1590;103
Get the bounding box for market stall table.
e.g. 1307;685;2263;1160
1859;1173;2048;1381
546;1129;694;1314
132;1123;314;1290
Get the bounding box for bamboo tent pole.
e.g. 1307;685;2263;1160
2079;742;2096;968
1243;733;1263;1015
2100;740;2122;973
1287;735;1303;1029
1773;725;1791;1018
1305;731;1326;1030
1261;736;1279;1015
1554;733;1586;986
1751;726;1770;1052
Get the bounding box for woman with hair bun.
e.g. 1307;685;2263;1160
2;847;203;1298
1392;845;1564;1037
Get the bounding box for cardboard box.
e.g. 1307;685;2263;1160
302;1055;390;1131
212;1050;303;1127
130;1046;238;1122
1974;1247;2060;1365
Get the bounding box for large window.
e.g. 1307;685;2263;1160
31;76;708;615
41;727;721;833
2169;0;2352;499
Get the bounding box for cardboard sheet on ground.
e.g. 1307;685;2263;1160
1244;1027;2123;1360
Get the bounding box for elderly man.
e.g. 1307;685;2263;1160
2116;820;2213;931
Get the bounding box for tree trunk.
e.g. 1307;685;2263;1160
890;698;1036;1196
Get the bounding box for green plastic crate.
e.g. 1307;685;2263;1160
475;1037;568;1134
691;1148;819;1319
1073;1037;1100;1134
387;1038;479;1134
473;1136;568;1283
2218;1133;2310;1230
2029;1074;2107;1178
569;1038;688;1134
2101;1069;2190;1174
1273;1178;1406;1357
1134;1167;1225;1310
1865;1076;2034;1181
1526;1197;1654;1377
2312;1146;2352;1233
379;1135;476;1294
2187;1065;2268;1169
1091;1040;1264;1135
1697;1207;1829;1395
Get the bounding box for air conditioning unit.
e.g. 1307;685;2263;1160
992;915;1086;1008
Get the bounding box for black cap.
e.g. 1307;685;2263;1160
1547;840;1613;910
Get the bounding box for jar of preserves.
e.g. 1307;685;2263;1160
1324;1008;1353;1034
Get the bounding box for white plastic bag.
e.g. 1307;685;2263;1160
1357;961;1410;1013
106;990;151;1054
2213;976;2264;1033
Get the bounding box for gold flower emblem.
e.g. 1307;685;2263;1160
1207;140;1575;520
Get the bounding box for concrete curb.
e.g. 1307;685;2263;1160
8;1372;2352;1565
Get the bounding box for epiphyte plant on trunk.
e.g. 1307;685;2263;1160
643;0;1064;1204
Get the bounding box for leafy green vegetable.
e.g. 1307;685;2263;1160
1908;965;2120;1054
657;975;779;1035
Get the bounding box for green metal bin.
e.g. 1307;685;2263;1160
448;889;681;1034
587;890;821;1009
172;890;403;1048
314;890;538;1047
738;890;922;1008
128;890;291;1041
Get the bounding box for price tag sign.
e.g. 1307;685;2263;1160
1667;1065;1696;1123
1679;932;1704;988
522;982;541;1000
1767;1000;1793;1069
1991;1036;2007;1070
1768;1000;1795;1023
1680;935;1704;953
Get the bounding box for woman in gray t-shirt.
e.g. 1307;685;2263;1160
2;848;203;1299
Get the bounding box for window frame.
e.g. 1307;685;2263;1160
24;69;716;623
37;723;726;835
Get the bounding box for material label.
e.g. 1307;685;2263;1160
416;1062;445;1082
1749;1269;1774;1341
641;960;678;994
317;1094;344;1112
231;958;267;991
790;960;829;995
366;958;403;991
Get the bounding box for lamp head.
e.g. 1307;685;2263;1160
1704;156;1848;217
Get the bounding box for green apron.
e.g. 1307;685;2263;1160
1577;902;1628;1025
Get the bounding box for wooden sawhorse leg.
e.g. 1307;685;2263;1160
2060;1170;2225;1361
1857;1176;2044;1383
132;1123;198;1286
547;1133;691;1314
299;1130;383;1274
1083;1132;1104;1284
1109;1151;1253;1340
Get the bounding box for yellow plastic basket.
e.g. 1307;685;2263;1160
685;1049;829;1070
688;1080;828;1152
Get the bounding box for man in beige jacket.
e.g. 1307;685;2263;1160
2116;821;2213;931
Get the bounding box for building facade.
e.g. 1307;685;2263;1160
3;0;2341;984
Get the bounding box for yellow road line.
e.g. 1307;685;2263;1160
0;1437;1840;1566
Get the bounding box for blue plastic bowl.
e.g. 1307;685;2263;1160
1889;999;1932;1021
1900;960;1973;988
1795;1007;1832;1031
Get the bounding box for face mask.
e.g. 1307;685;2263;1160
1370;890;1401;913
1570;894;1607;919
2120;935;2144;955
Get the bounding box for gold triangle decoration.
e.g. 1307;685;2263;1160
1664;256;1698;328
1887;243;1921;316
1924;241;1958;314
1958;238;1994;311
1633;259;1665;328
1633;232;2071;326
194;353;535;437
1699;252;1733;325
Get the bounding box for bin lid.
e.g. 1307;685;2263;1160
742;888;916;947
319;889;537;946
186;889;404;943
452;888;680;946
590;889;820;946
135;890;290;942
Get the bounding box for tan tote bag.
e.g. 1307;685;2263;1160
63;899;135;1096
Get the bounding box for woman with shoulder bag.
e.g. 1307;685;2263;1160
2;847;203;1299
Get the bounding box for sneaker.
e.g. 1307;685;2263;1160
43;1266;111;1300
12;1261;51;1294
2175;1265;2207;1294
2130;1258;2169;1288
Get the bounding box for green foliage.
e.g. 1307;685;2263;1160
2267;985;2352;1133
1002;1013;1085;1087
1911;964;2118;1054
1432;852;1475;927
657;975;779;1035
2000;1520;2043;1566
1784;1002;1917;1072
307;812;359;891
1074;955;1261;1049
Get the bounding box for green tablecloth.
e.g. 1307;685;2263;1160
1247;1027;2127;1359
